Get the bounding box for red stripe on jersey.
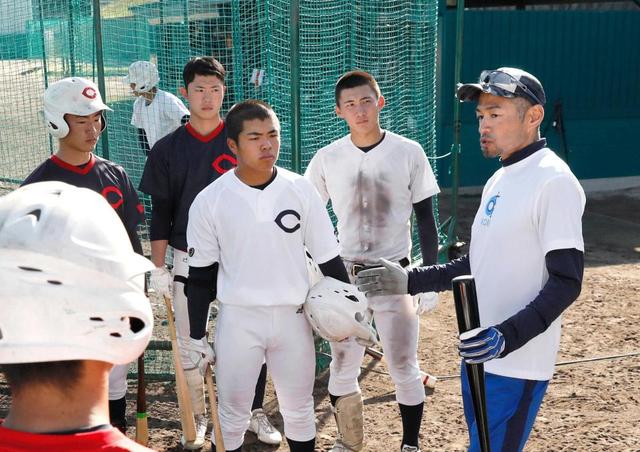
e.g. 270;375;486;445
137;203;144;214
101;186;124;209
186;121;225;143
51;154;96;175
212;154;237;174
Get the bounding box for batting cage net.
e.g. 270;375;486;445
0;0;438;380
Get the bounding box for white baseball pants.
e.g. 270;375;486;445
328;262;425;406
214;303;316;450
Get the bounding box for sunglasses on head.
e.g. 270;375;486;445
480;70;543;105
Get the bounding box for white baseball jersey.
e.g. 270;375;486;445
131;89;189;148
187;167;340;307
470;147;585;381
305;131;439;262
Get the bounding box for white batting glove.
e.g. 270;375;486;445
180;336;216;376
150;266;173;298
414;292;439;315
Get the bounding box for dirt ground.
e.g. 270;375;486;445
1;187;638;451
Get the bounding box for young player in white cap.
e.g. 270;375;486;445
124;60;189;154
356;67;585;451
305;70;440;452
0;181;154;451
22;76;146;435
183;100;351;452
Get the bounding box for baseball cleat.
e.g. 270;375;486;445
401;445;420;452
180;414;208;450
248;408;282;445
330;441;359;451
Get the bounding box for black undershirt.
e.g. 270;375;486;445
356;132;386;153
500;138;546;167
412;197;438;265
250;167;278;190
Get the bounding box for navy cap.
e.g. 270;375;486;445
456;67;546;106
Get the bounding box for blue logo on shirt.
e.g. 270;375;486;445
481;193;500;226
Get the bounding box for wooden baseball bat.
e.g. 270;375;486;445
452;276;491;452
163;296;197;443
135;354;149;446
205;366;225;451
364;347;438;389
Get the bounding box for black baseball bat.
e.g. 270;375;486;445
452;275;491;452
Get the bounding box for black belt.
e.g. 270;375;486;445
351;257;410;277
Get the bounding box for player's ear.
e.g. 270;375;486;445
527;104;544;130
227;137;238;155
179;86;188;99
335;104;344;119
377;94;385;110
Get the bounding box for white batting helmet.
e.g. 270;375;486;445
124;61;160;94
44;77;112;139
304;277;378;344
0;182;154;365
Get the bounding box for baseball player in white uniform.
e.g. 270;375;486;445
305;71;440;452
124;61;189;154
183;100;351;452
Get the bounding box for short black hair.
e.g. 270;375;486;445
2;361;83;394
335;70;381;105
182;57;225;87
225;100;278;143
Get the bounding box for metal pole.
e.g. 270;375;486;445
290;0;301;173
348;1;356;69
92;0;109;160
447;0;464;258
37;0;53;156
68;0;76;76
231;1;244;103
183;0;189;54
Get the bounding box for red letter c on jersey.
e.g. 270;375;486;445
212;154;237;174
101;186;124;209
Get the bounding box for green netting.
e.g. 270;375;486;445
130;335;332;381
0;0;439;379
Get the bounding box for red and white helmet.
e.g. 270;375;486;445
44;77;112;138
0;182;154;365
124;61;160;94
304;277;378;344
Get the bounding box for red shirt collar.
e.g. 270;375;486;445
51;154;96;175
186;121;225;143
